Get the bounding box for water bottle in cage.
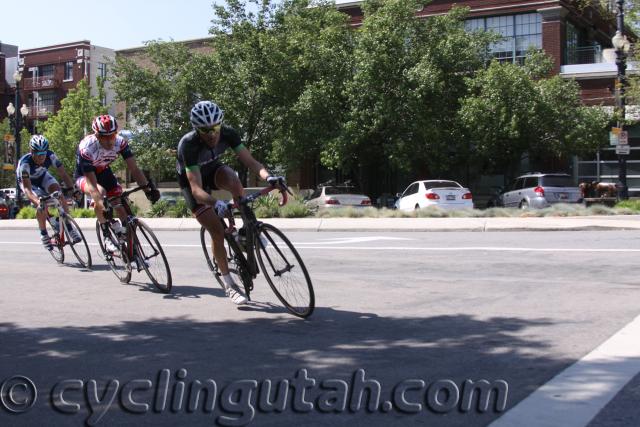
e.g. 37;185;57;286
111;220;127;240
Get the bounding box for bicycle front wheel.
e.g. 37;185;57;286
255;223;314;318
64;216;92;268
95;221;131;283
133;220;172;293
46;215;64;264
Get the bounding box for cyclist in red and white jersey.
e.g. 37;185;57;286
75;115;160;252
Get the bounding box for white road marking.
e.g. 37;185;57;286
315;236;415;244
489;313;640;427
2;241;640;252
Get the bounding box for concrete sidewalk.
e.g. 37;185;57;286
1;215;640;232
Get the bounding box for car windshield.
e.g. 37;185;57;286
540;176;574;187
325;186;358;195
423;181;461;190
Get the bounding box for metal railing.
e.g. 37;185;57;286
27;105;55;118
565;45;603;65
22;76;60;90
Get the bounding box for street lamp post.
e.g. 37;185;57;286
613;0;631;200
6;70;29;211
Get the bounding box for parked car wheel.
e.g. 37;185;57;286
519;200;529;209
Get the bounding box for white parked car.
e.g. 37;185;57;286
305;185;372;209
396;180;473;211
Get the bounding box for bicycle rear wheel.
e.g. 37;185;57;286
133;220;172;293
95;221;131;283
46;215;64;264
255;223;314;318
64;216;92;268
201;226;252;296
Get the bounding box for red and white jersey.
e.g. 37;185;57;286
75;134;133;176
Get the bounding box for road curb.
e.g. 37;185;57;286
1;216;640;232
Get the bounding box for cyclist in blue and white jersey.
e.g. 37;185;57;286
17;135;80;250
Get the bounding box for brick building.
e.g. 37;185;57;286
15;41;116;133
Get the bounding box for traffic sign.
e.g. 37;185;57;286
610;132;619;146
619;131;629;145
616;144;630;155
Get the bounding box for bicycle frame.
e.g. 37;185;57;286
40;191;68;245
104;187;144;264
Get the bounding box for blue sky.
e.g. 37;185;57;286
1;0;219;51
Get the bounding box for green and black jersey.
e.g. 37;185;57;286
176;125;245;188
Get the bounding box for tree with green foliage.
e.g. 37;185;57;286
459;51;609;179
112;0;354;184
41;80;107;171
326;1;496;192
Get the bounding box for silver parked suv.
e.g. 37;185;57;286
501;173;582;209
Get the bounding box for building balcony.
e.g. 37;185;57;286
561;47;637;79
22;76;60;91
28;105;55;118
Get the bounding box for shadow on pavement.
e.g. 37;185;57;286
0;310;566;427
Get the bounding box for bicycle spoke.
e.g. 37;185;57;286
134;221;172;293
64;216;92;268
95;221;131;283
256;223;314;317
46;215;64;264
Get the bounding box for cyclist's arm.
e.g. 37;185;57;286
21;177;40;207
56;165;75;190
186;168;217;206
236;148;270;181
124;156;149;189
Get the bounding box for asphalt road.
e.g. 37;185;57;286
0;229;639;427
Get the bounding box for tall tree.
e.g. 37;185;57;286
459;51;609;179
42;80;107;171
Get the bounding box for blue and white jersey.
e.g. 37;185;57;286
16;151;63;184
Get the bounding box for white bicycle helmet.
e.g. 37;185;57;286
29;135;49;153
190;101;224;129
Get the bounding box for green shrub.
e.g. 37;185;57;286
70;208;96;218
16;206;37;219
147;199;171;217
615;200;640;212
168;198;191;218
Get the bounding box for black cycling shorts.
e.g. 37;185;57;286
178;161;225;213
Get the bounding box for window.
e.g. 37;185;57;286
465;13;542;64
37;91;56;115
39;64;55;77
98;62;108;79
404;183;420;196
523;177;539;188
64;61;74;81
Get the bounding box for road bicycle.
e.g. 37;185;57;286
200;182;315;318
39;190;92;268
95;184;172;293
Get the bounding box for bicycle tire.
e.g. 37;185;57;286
132;220;172;293
64;216;92;268
201;226;253;296
95;220;131;283
255;223;314;318
46;215;64;264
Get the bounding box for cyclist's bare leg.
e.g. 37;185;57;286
196;206;230;275
214;166;244;206
80;183;108;223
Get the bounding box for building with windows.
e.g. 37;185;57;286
336;0;639;197
0;42;19;121
16;41;116;133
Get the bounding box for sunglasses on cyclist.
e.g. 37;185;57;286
197;124;222;135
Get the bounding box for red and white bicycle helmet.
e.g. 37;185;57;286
92;115;118;136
